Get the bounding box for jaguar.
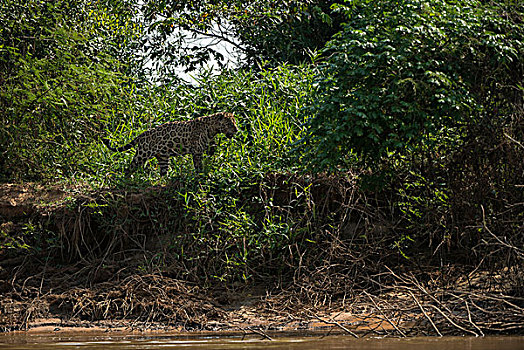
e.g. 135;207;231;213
103;112;238;176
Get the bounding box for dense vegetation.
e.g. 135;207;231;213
1;0;523;293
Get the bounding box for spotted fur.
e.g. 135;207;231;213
103;112;238;176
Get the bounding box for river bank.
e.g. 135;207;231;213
1;182;522;336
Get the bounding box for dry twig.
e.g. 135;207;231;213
308;311;359;338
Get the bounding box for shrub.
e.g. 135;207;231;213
298;0;524;172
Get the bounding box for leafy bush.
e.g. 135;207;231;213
0;0;140;181
299;0;524;172
140;0;343;76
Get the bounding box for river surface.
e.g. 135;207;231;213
0;334;523;350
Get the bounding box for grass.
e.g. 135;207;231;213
87;65;317;187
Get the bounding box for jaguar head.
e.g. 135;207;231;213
221;113;238;138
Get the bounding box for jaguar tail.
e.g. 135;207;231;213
102;137;136;152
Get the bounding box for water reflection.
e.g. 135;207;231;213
0;334;523;350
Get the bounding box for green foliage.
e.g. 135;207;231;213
58;172;318;283
97;65;316;184
1;228;30;251
229;0;344;67
0;0;141;180
1;0;522;283
140;0;342;78
173;181;294;282
299;0;524;172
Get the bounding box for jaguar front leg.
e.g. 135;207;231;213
126;149;147;176
156;155;170;177
207;139;217;157
192;153;203;174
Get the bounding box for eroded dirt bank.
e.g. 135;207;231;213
0;182;523;336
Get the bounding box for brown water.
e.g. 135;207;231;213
0;334;522;350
